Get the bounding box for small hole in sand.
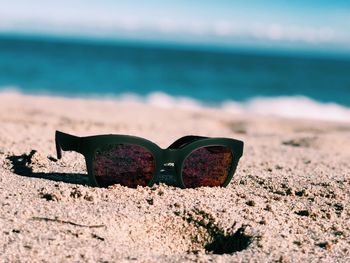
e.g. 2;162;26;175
184;209;252;255
205;226;252;254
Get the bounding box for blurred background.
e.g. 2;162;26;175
0;0;350;121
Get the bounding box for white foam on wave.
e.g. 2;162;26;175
113;91;203;111
0;85;20;94
221;96;350;122
145;92;203;110
1;88;349;122
119;92;350;123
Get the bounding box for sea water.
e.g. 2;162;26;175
1;34;350;121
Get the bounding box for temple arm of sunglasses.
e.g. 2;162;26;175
168;135;209;149
55;130;81;159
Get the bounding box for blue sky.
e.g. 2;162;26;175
0;0;349;54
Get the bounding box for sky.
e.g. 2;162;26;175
0;0;350;54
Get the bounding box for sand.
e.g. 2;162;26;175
0;92;349;262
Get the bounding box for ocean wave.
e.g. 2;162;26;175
117;92;350;123
223;96;350;122
1;88;349;122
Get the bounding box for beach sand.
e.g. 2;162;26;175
0;92;349;262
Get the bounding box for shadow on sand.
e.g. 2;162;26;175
6;150;89;186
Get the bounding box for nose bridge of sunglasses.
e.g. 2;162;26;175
157;149;178;186
161;148;178;164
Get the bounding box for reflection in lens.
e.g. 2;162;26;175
93;144;155;188
182;146;233;188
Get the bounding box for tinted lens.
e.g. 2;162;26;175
182;146;233;188
93;144;155;188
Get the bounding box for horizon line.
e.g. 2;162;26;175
1;31;350;61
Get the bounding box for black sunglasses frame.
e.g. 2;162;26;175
55;131;244;188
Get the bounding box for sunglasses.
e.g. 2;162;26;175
55;131;244;188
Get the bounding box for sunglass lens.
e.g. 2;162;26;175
182;146;233;188
93;144;155;188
